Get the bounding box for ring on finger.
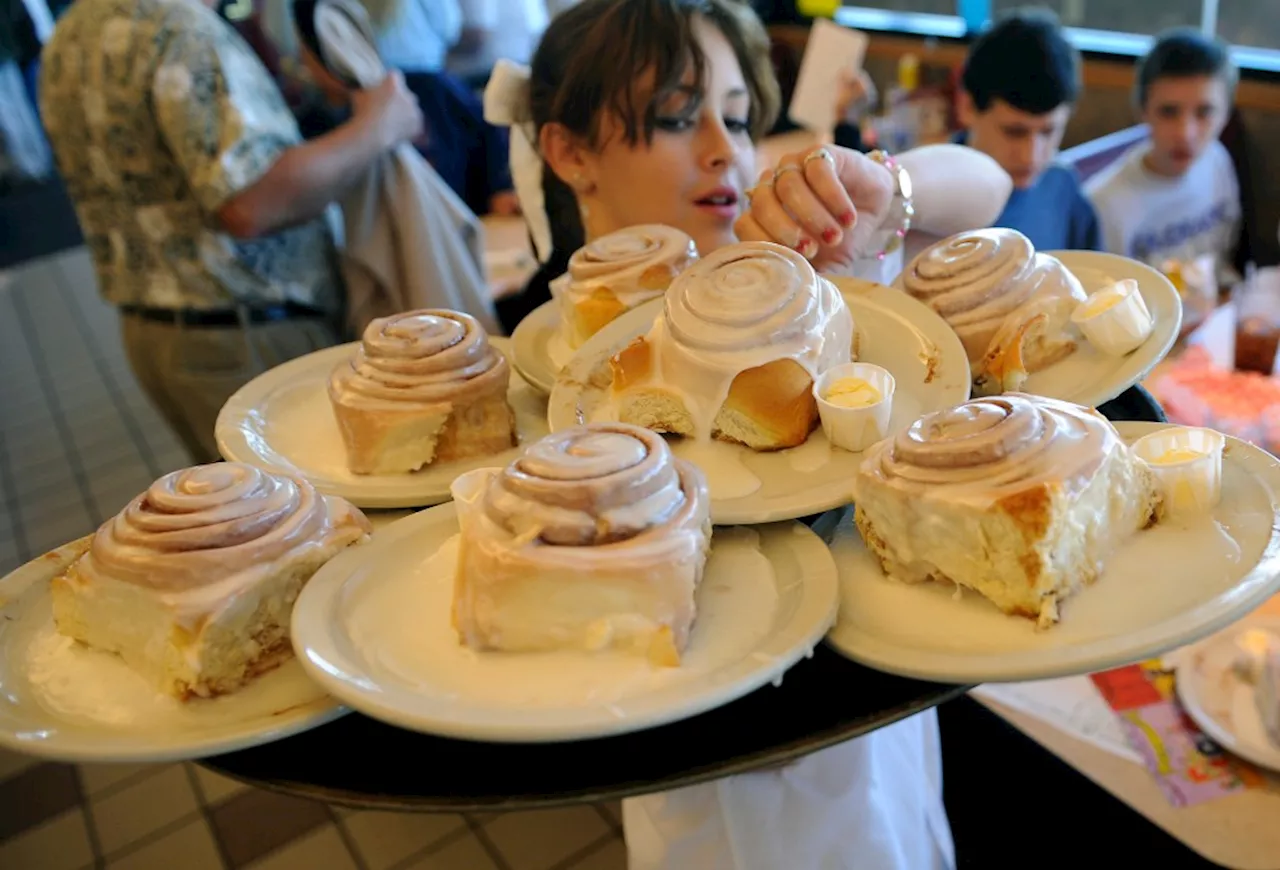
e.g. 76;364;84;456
802;148;835;168
772;163;803;182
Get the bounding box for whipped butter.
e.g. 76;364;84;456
824;377;883;409
1071;278;1154;357
814;362;896;452
1080;286;1125;317
1150;447;1206;465
1132;426;1225;516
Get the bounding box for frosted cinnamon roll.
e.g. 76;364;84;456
329;309;517;475
902;229;1086;392
51;463;370;699
451;423;711;665
609;241;855;450
853;394;1161;627
555;224;699;349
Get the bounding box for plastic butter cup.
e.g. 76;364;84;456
813;363;896;452
1131;426;1226;517
1072;278;1155;357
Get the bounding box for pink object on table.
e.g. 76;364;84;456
1149;346;1280;454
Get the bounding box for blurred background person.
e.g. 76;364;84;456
40;0;423;463
447;0;548;89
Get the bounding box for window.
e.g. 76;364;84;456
836;1;1280;71
990;0;1202;37
1218;0;1280;51
840;0;956;13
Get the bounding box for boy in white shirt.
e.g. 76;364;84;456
1086;29;1240;273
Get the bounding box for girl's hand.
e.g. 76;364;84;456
736;146;893;276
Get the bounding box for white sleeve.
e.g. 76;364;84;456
895;144;1012;236
1084;170;1129;257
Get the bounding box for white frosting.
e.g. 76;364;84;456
329;309;508;412
70;463;370;628
630;241;854;440
857;393;1124;508
564;224;698;309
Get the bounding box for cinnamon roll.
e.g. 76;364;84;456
51;463;371;699
901;228;1087;392
608;241;855;450
329;309;517;475
451;423;711;666
555;224;699;349
852;394;1162;627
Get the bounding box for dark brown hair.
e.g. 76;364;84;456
527;0;781;254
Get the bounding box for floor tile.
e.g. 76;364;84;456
209;785;331;868
247;824;358;870
485;807;613;870
0;808;94;870
565;836;626;870
403;833;499;870
0;745;38;783
107;818;222;870
77;763;164;798
191;763;252;806
343;810;467;870
0;761;82;841
92;764;199;856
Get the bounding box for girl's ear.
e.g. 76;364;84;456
540;122;597;196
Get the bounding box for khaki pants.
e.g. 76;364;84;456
121;313;338;466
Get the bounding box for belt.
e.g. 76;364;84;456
117;302;326;327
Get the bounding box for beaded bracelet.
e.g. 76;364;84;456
866;150;915;262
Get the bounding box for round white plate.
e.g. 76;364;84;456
0;538;345;763
215;338;549;510
826;423;1280;684
292;505;840;742
1176;613;1280;773
547;278;971;525
510;300;575;395
895;251;1181;408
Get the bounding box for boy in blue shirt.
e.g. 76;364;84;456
955;9;1100;251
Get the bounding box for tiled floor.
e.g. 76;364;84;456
0;250;628;869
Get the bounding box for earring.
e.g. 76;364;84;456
571;172;590;193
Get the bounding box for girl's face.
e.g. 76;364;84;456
575;17;757;256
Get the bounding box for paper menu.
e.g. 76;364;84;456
976;664;1266;808
788;19;870;138
971;677;1141;763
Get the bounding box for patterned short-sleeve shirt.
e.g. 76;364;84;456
40;0;342;311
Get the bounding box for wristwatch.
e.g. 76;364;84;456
866;150;915;261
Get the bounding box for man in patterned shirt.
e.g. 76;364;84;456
40;0;423;463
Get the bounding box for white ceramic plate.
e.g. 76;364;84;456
826;423;1280;684
0;539;345;763
1176;613;1280;773
895;251;1181;408
547;279;971;525
510;300;575;395
292;506;840;742
215;338;549;510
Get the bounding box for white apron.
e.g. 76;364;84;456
622;710;954;870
